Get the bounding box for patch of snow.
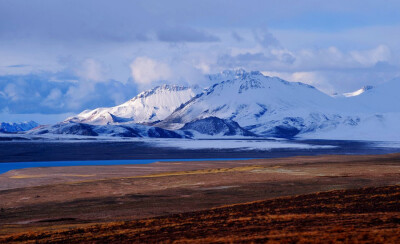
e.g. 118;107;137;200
342;86;373;97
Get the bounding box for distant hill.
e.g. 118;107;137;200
0;121;39;133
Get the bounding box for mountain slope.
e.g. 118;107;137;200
300;77;400;140
66;85;202;125
347;78;400;113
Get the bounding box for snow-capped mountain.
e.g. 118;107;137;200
0;121;39;133
30;69;400;140
157;70;357;137
66;85;202;125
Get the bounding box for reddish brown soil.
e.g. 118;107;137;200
1;185;400;243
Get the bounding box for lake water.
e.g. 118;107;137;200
1;139;399;175
0;158;253;174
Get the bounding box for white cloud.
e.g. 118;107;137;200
41;88;63;108
350;45;391;66
3;83;20;101
65;82;96;110
195;62;211;74
75;58;106;82
264;45;394;72
129;57;172;85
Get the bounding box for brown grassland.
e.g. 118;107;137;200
1;185;400;243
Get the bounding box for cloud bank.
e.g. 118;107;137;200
1;0;400;122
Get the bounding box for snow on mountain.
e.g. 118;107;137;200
29;121;186;138
0;121;39;133
66;85;202;125
157;70;356;138
342;85;374;97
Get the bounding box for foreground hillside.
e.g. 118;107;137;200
2;185;400;243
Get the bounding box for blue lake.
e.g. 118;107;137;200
0;158;253;175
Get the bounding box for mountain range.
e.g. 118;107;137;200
29;69;400;140
0;121;39;133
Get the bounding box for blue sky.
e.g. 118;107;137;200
1;0;400;123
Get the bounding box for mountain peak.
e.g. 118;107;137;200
207;69;319;96
134;84;196;100
208;69;263;83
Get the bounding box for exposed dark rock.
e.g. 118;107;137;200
182;117;255;136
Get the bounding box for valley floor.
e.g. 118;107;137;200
0;153;400;242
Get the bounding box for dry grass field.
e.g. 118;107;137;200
1;185;400;243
